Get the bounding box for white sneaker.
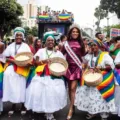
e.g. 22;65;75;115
21;110;26;115
8;111;14;115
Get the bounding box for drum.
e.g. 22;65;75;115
15;52;33;67
48;57;68;77
82;69;103;87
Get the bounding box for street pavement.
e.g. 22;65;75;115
0;102;119;120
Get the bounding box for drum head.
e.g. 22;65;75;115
49;62;65;73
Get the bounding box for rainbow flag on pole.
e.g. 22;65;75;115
58;14;70;20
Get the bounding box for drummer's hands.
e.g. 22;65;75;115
105;64;112;71
11;59;16;65
116;64;120;69
7;58;16;65
26;62;33;67
43;59;51;64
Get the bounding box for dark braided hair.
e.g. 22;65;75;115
67;27;85;55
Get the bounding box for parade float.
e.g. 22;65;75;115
36;8;74;40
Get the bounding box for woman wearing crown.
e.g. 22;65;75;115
62;23;85;120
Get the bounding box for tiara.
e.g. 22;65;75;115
69;23;80;30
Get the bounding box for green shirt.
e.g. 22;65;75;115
109;44;120;56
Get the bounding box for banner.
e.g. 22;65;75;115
58;14;70;20
44;25;65;34
110;28;120;39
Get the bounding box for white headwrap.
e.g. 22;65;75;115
13;27;25;40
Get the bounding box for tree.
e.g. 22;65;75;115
24;26;38;37
24;27;32;37
103;24;120;37
94;6;108;32
100;0;120;18
0;0;23;39
31;26;38;37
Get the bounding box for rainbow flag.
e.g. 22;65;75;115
26;64;50;88
26;67;36;88
0;63;4;99
96;52;114;102
4;56;30;78
58;14;70;20
114;68;120;85
4;62;30;78
39;15;50;20
97;70;114;102
26;64;64;87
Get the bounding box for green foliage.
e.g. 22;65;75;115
100;0;120;18
94;6;108;32
31;26;38;36
0;0;23;39
24;26;38;37
24;27;32;37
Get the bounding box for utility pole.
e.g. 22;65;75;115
107;17;109;37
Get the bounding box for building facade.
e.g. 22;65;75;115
84;27;94;38
21;0;37;28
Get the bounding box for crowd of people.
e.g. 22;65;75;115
38;9;74;22
0;24;120;120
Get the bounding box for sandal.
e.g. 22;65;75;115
86;114;96;119
67;109;74;120
45;113;56;120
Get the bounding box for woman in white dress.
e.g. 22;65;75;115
0;42;5;115
75;40;115;120
114;51;120;118
25;33;67;120
2;27;31;115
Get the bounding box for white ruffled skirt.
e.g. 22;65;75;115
114;85;120;117
0;99;3;112
25;75;67;113
2;66;26;103
75;86;115;114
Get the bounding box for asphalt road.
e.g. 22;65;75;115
0;103;119;120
